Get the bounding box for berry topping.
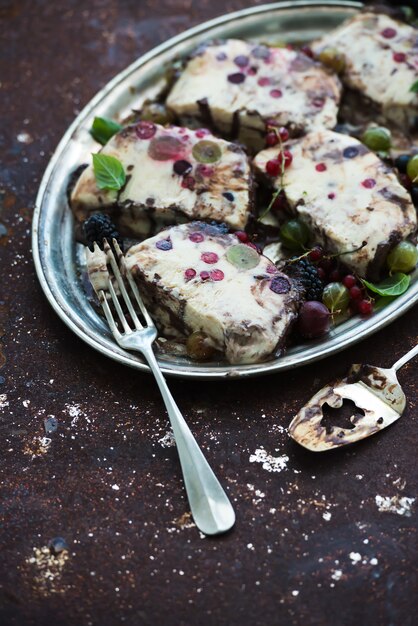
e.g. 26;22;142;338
312;97;325;108
156;238;172;251
322;282;350;314
300;45;314;58
135;121;157;140
200;270;210;281
201;251;219;264
216;52;227;61
278;127;289;142
258;77;271;86
266;131;279;147
361;178;376;189
227;72;246;84
148;135;183;161
192;140;222;164
298;301;330;338
394;154;410;174
269;276;291;294
349;285;362;300
309;246;323;262
223;192;234;202
266;159;281;177
173;159;192;176
210;269;225;281
285;257;323;300
181;175;195;190
343;146;359;159
279;150;293;168
386;241;418;272
234;54;249;67
342;274;356;289
236;231;249;243
226;244;260;269
252;45;270;60
328;192;336;200
280;220;309;251
329;268;341;282
84;213;123;252
266;264;278;274
381;27;396;38
184;268;197;281
315;163;327;172
195;163;214;178
270;89;283;98
361;127;391;152
247;66;258;75
357;300;373;316
393;52;406;63
195;128;210;138
189;232;204;243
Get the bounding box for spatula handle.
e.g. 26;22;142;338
392;344;418;372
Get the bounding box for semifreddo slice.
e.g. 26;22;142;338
253;129;416;280
166;39;342;151
312;12;418;132
116;222;301;365
70;122;253;236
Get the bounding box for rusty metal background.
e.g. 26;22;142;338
0;1;417;625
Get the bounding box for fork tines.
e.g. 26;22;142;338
99;238;154;336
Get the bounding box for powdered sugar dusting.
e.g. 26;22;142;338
158;431;176;448
249;448;289;472
375;495;415;517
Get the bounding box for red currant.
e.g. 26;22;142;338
278;149;293;169
343;274;356;289
265;131;279;147
309;246;323;262
358;300;373;315
349;285;362;300
236;231;249;243
329;269;341;282
317;267;326;280
266;159;281;177
278;127;289;142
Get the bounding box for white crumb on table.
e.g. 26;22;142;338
249;448;289;472
375;495;415;517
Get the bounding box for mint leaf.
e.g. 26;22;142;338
90;117;122;145
374;295;398;310
362;273;411;297
410;80;418;93
93;153;126;191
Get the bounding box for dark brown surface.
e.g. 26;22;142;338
0;1;417;625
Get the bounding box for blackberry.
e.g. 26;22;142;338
285;257;324;301
83;213;123;252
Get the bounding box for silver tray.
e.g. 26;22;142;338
32;0;418;379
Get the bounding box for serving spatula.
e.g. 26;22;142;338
289;344;418;452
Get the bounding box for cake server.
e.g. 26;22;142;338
289;344;418;452
87;239;235;536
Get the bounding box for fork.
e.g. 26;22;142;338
95;238;235;536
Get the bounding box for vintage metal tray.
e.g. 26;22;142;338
32;0;418;379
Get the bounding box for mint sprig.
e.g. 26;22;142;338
90;117;122;145
410;80;418;94
361;273;411;297
92;153;126;191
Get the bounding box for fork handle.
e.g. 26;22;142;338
392;343;418;372
143;348;235;536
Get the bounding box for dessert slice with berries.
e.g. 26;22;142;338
311;12;418;132
253;129;416;280
70;122;253;237
165;39;341;151
122;221;300;365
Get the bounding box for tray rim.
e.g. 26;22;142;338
32;0;418;380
